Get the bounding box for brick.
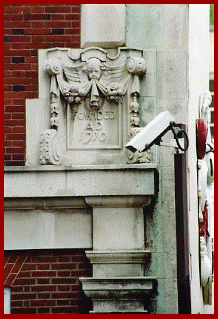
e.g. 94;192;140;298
11;113;25;119
5;160;24;166
38;307;50;314
31;285;56;292
71;270;89;277
51;14;65;21
52;292;77;299
44;35;72;43
52;278;77;285
52;28;65;35
45;7;71;14
11;28;25;35
10;14;24;22
5;105;24;112
12;293;37;300
78;262;89;270
12;155;25;161
71;255;87;263
58;256;71;263
51;263;76;270
57;299;70;306
11;286;24;293
11;301;23;307
5;119;25;126
12;57;25;63
71;284;80;291
4;114;12;121
12;70;27;77
7;147;23;155
30;21;45;28
57;285;70;292
57;271;71;277
31;300;56;307
38;293;51;299
25;28;50;35
12;308;37;314
44;21;71;29
23;301;30;307
65;14;80;21
4;141;12;147
13;278;36;286
37;278;50;285
12;85;25;92
37;264;50;270
31;256;57;263
22;264;36;271
17;271;31;278
65;28;80;34
24;13;51;21
31;271;57;277
7;35;32;43
4;6;26;14
13;127;25;134
4;21;31;29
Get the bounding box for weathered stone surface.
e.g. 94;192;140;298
81;4;126;48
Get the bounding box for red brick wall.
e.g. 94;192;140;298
4;4;80;166
4;249;92;314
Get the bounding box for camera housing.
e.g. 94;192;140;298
125;111;176;153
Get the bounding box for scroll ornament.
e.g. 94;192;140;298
39;59;62;165
39;129;62;165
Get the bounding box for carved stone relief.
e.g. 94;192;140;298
40;47;152;165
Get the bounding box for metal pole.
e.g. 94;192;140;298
174;124;191;314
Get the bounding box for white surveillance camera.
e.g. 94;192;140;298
125;111;182;153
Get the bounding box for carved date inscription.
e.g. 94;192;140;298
67;101;122;150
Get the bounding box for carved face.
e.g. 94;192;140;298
86;58;102;80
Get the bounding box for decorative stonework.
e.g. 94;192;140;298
39;129;62;165
39;47;152;165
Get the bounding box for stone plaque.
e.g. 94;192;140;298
67;100;122;149
39;47;152;165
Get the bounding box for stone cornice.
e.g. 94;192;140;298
85;250;151;264
4;165;157;199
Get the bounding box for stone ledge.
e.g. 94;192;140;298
80;276;157;298
4;196;89;211
4;166;157;198
86;250;151;264
4;163;157;172
80;276;157;313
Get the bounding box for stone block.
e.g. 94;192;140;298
4;209;92;250
93;207;145;250
81;4;126;48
